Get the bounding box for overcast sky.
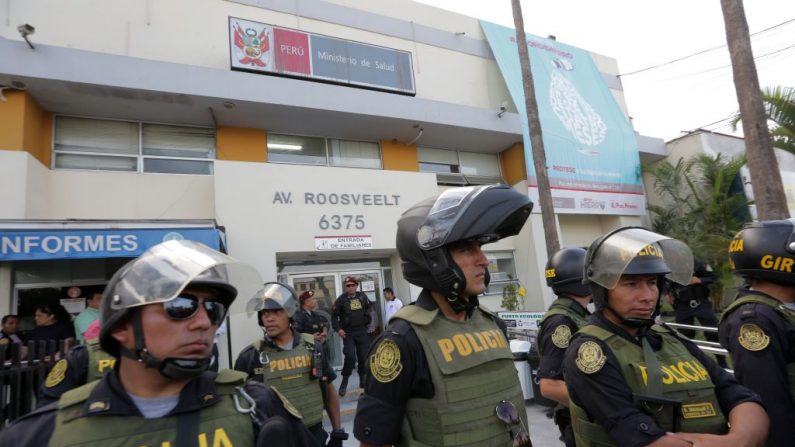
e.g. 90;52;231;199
416;0;795;142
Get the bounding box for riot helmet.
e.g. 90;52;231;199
396;184;533;313
247;282;300;325
584;227;693;327
729;219;795;285
99;240;259;380
545;247;591;297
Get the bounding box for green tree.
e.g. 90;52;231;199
732;86;795;154
644;153;751;308
501;274;524;311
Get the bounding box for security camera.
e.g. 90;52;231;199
497;105;508;118
17;24;35;38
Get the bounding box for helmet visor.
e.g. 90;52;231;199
417;186;490;249
588;228;693;289
104;240;262;313
246;282;297;313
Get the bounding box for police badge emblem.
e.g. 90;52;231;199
576;341;606;374
45;359;68;388
738;323;770;351
371;339;402;383
551;325;572;349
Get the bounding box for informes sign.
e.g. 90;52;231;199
498;311;545;331
229;17;415;95
480;21;645;215
0;228;221;261
314;235;373;251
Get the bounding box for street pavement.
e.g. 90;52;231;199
325;374;564;447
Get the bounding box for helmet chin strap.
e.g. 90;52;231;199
444;269;488;318
604;304;655;329
446;294;479;317
118;310;211;380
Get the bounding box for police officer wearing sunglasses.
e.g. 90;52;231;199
0;240;320;447
354;185;533;447
234;282;348;447
563;228;767;447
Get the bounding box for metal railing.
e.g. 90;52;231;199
1;340;70;429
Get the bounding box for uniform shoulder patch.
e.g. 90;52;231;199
575;341;606;374
45;358;68;388
738;323;770;351
551;325;572;349
370;339;403;383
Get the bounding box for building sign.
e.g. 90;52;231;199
0;228;221;261
498;311;545;330
229;17;415;95
481;21;645;215
314;235;373;251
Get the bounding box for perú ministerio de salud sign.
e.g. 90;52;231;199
229;17;415;95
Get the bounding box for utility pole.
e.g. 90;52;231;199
720;0;789;219
510;0;560;256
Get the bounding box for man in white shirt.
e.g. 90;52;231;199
383;287;403;322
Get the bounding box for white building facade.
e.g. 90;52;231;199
0;0;660;368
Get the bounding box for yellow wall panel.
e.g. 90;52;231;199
381;140;418;171
0;91;50;166
216;127;267;162
500;142;526;185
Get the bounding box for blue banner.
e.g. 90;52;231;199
480;21;645;215
0;228;221;261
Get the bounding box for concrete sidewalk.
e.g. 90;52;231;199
324;374;564;447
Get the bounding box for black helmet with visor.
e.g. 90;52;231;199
396;184;533;314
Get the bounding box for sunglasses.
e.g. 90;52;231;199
495;400;532;447
164;293;227;326
345;284;357;288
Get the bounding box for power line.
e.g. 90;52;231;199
620;17;795;77
665;42;795;80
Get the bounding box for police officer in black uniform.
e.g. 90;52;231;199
719;220;795;447
670;260;725;367
0;240;319;447
332;276;371;396
234;282;347;447
294;290;331;345
563;227;767;447
537;247;592;447
37;336;116;406
354;184;533;447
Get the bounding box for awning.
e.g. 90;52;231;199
0;220;223;261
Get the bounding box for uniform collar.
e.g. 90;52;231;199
556;296;591;316
593;312;662;349
416;290;439;311
263;328;302;350
81;368;223;417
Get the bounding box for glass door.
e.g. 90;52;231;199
288;269;385;369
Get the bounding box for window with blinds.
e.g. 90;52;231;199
417;147;504;185
267;133;382;169
53;116;215;175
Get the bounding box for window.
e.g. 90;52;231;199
267;133;381;168
267;134;327;165
418;147;503;185
53;116;215;174
485;251;518;296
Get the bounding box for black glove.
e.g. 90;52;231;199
326;428;348;447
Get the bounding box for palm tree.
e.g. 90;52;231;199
644;153;751;308
732;86;795;154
